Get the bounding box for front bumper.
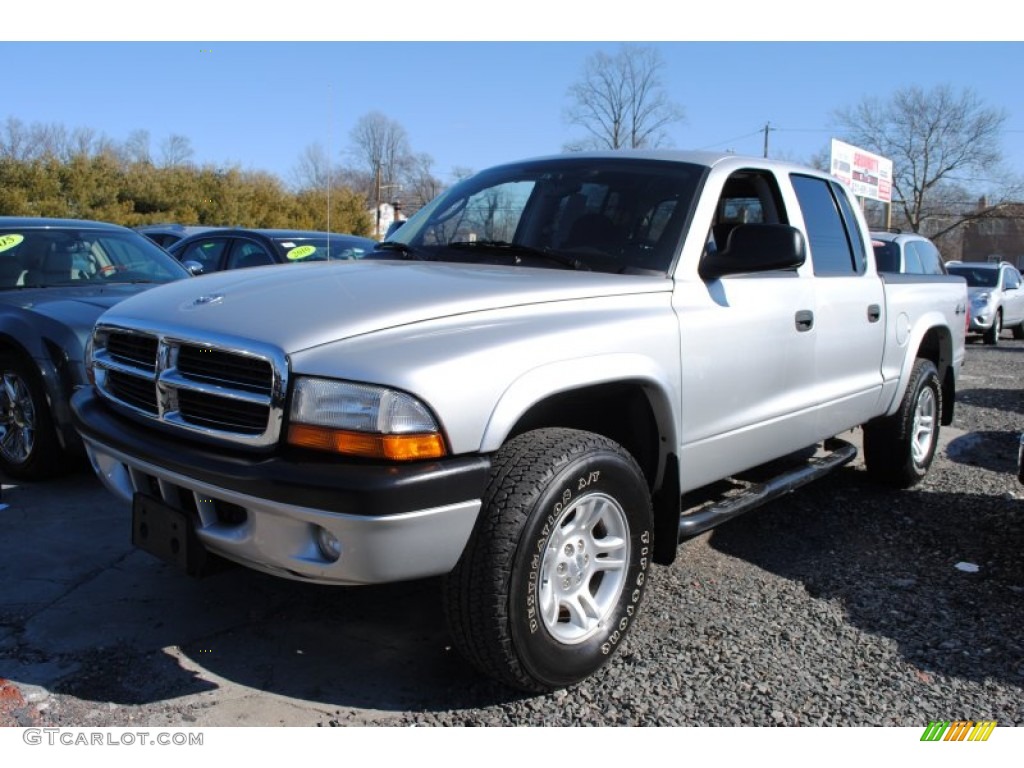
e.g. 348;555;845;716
71;388;490;585
968;306;996;332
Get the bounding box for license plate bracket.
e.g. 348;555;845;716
132;493;209;576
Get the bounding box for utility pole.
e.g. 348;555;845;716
375;164;381;238
762;122;772;158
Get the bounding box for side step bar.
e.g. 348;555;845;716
678;438;857;540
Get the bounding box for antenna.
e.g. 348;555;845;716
326;83;332;259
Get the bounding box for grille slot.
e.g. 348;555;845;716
177;345;274;395
107;370;159;414
106;332;158;371
177;390;269;434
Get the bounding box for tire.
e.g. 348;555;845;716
862;358;941;488
0;352;62;480
983;310;1001;345
1012;321;1024;340
443;428;653;692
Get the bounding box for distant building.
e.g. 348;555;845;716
368;202;405;238
959;200;1024;268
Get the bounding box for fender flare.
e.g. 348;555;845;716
479;352;679;458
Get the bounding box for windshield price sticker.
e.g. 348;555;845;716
0;234;25;253
286;245;316;261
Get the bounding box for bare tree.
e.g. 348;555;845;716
349;111;411;192
160;133;194;168
122;129;152;164
0;117;29;160
350;111;413;234
564;45;684;151
403;152;444;212
291;142;333;190
833;84;1018;238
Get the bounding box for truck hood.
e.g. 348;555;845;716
98;261;672;354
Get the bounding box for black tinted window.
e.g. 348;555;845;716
873;241;900;272
791;175;858;276
831;181;867;272
178;239;227;273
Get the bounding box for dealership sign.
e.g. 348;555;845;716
830;139;893;204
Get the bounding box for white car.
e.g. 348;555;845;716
946;261;1024;344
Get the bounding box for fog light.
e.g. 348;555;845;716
316;527;342;562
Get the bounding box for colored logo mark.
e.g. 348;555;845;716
920;720;997;742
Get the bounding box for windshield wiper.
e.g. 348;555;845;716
447;240;590;271
373;241;429;261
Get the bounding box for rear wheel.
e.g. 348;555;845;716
443;428;653;692
863;358;941;488
1012;320;1024;340
0;352;62;479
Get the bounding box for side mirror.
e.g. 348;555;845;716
699;223;806;280
183;260;205;276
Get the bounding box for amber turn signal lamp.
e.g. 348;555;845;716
287;424;446;461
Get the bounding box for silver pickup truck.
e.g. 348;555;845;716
71;151;968;692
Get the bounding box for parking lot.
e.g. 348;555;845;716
1;340;1022;727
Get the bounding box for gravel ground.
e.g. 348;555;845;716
3;338;1022;727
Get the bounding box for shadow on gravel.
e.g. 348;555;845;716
705;467;1024;689
957;388;1024;417
21;568;526;714
0;471;529;715
945;429;1021;473
162;576;527;713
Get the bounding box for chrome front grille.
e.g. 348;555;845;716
91;324;288;449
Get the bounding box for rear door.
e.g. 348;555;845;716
788;174;885;433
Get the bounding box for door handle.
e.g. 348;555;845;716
795;310;814;332
867;304;881;323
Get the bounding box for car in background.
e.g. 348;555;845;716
135;224;222;249
0;217;191;479
945;260;1024;345
166;228;377;274
870;231;947;275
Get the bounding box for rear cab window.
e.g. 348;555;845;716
790;175;866;276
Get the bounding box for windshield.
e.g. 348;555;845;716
381;157;704;274
0;228;188;289
271;236;374;262
947;265;999;288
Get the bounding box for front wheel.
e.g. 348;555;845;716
443;428;653;692
0;352;62;479
983;310;1002;345
862;358;941;488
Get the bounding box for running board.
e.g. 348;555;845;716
677;438;857;540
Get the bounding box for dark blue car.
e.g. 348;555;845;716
0;217;190;479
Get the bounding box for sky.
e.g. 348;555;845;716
2;5;1022;195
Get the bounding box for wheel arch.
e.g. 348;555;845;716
0;328;77;450
887;321;956;425
479;356;680;564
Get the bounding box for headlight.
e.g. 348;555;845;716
287;377;446;460
972;292;991;305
